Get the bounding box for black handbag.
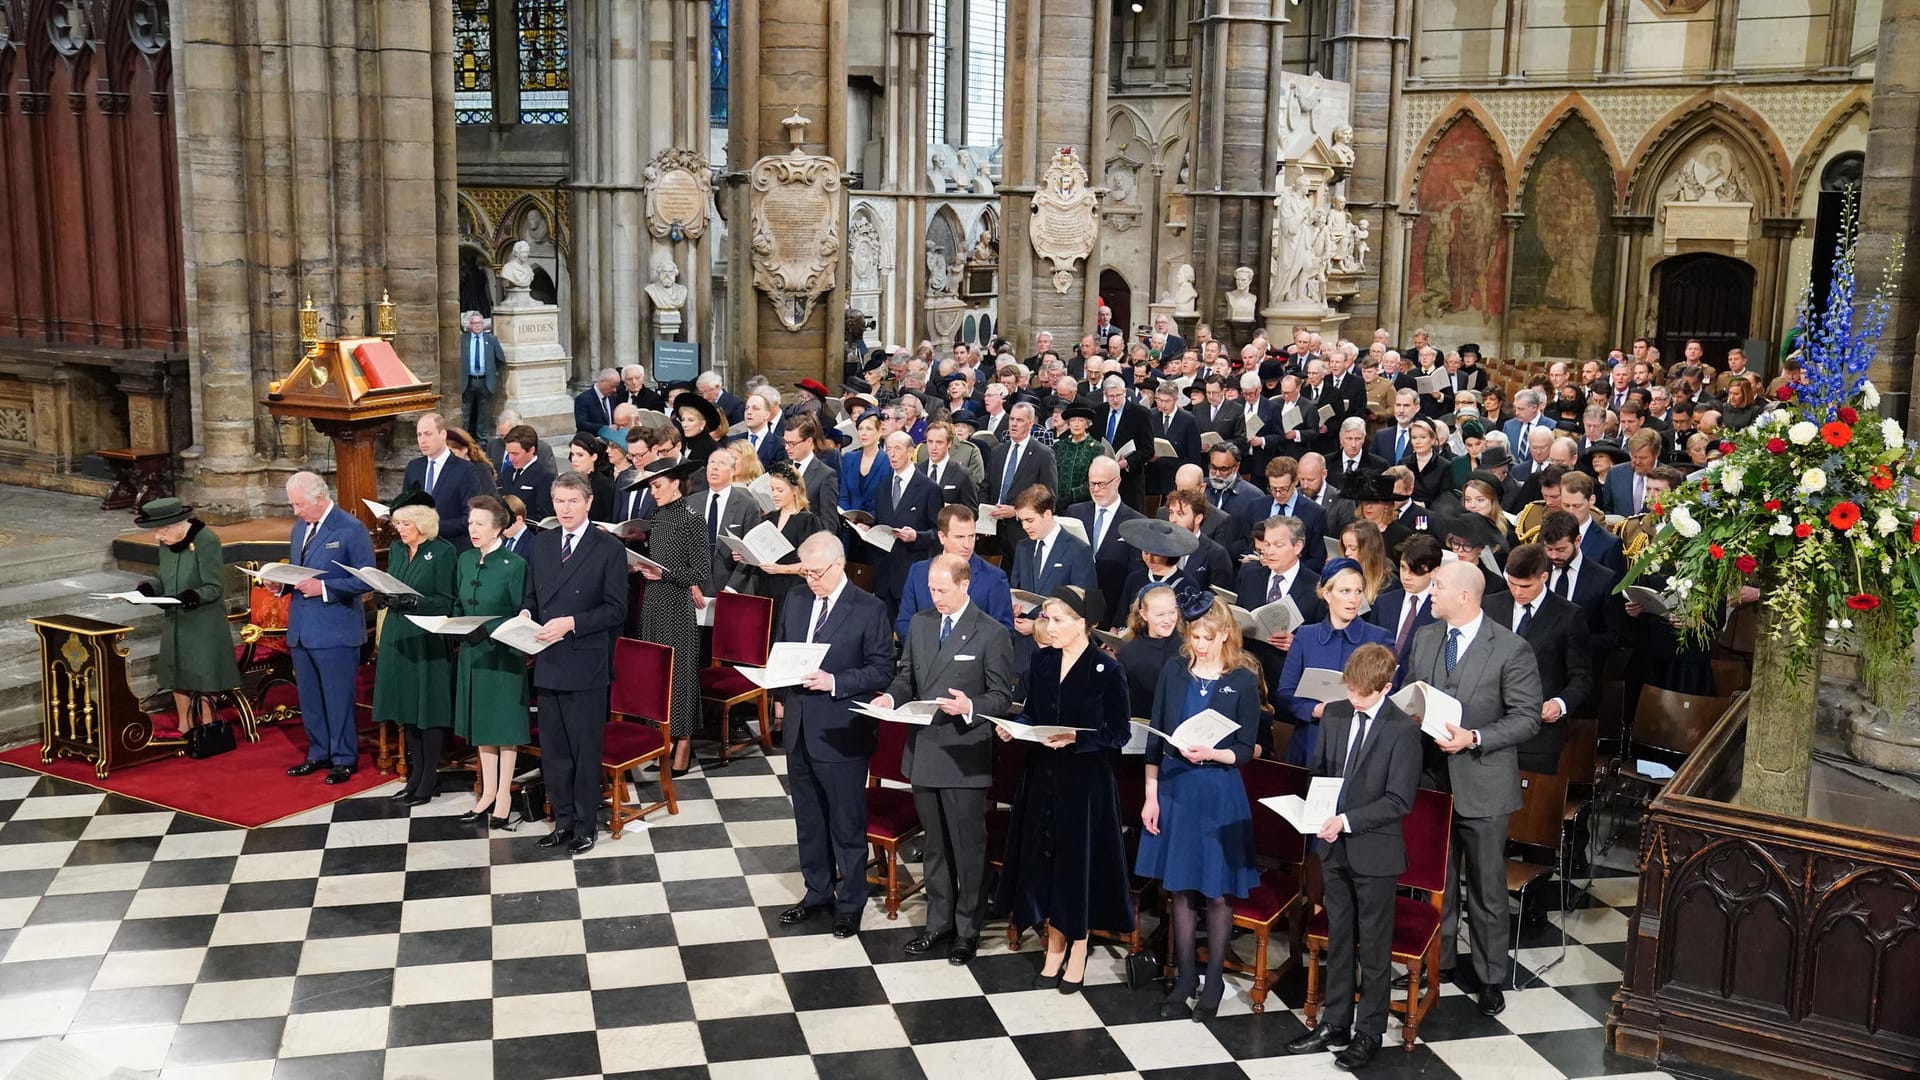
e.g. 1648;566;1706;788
185;692;237;759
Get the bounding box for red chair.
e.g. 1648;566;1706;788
1303;787;1453;1050
866;719;925;919
697;592;775;763
986;735;1024;947
604;637;679;837
1224;758;1311;1012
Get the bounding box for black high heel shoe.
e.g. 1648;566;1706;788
488;815;514;831
1033;967;1063;990
1158;979;1197;1018
457;808;487;824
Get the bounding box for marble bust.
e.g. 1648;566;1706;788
1225;266;1258;322
498;240;536;291
646;258;687;312
1161;263;1198;316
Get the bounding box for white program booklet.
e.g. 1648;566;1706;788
1229;597;1303;640
1244;410;1264;439
1623;585;1671;616
90;591;180;605
361;498;392;521
1281;403;1303;431
1260;777;1346;833
851;521;897;552
1317;404;1336;425
1056;516;1088;545
405;614;497;636
1010;589;1048;616
722;520;796;568
1130;708;1238;754
335;562;420;597
488;612;554;655
1152;437;1178;459
1390;680;1464;741
987;716;1090;743
1292;666;1349;703
239;563;325;587
734;641;833;689
1415;372;1449;395
746;473;777;512
854;700;943;726
1112;440;1136;460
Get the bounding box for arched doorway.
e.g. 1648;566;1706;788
1653;253;1753;370
1098;269;1132;338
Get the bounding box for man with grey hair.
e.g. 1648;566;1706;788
459;310;503;435
574;368;623;434
281;472;375;784
1503;388;1548;453
695;369;747;426
619;364;664;412
1097;373;1154;504
984;401;1059;548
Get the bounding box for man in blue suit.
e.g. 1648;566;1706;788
1241;455;1328;572
281;472;375;784
573;369;622;435
1008;486;1097;668
458;312;504;436
777;534;899;938
402;414;486;549
896;505;1015;640
867;431;939;610
728;388;788;469
1365;533;1443;672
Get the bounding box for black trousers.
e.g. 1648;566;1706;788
913;785;987;939
462;377;493;437
1440;812;1512;986
537;686;610;835
1321;852;1399;1037
788;736;870;917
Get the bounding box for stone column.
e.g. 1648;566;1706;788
1708;0;1740;77
1599;0;1630;78
1860;0;1920;428
1822;0;1860;74
171;0;460;519
1501;0;1528;83
569;0;647;386
1327;0;1400;334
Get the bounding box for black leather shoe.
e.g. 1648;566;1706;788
324;766;355;785
778;904;826;926
536;829;575;850
1285;1024;1352;1055
488;815;514;831
1057;976;1083;995
947;938;978;965
1394;965;1459;992
567;834;596;856
1033;969;1062;991
1333;1032;1382;1071
389;788;415;802
1191;1001;1217;1023
457;809;486;824
287;760;326;777
1476;988;1506;1016
832;915;861;938
904;929;953;957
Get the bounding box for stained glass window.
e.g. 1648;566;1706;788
453;0;494;125
517;0;569;124
928;0;948;142
962;0;1003;147
711;0;729;126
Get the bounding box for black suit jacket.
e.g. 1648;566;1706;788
521;525;629;692
1097;400;1156;501
1484;591;1593;773
1066;500;1142;626
1182;531;1234;593
919;458;978;512
1145;407;1202;495
1313;699;1423;876
1234;561;1326;701
873;469;943;603
1365;586;1435;671
780;583;897;764
498;458;557;523
1555;556;1621;656
402;454;486;550
1190;399;1245;441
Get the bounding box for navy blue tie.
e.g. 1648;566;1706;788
1445;627;1460;674
940;615;953;644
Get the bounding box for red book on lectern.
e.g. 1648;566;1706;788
352;339;425;390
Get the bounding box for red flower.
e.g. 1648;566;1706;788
1846;594;1881;612
1777;385;1795;401
1718;440;1736;455
1794;522;1813;539
1840;407;1859;423
1766;438;1788;454
1709;544;1725;560
1763;498;1782;511
1735;554;1758;574
1822;422;1853;449
1913;520;1920;544
1651;501;1663;516
1829;502;1862;530
1871;466;1894;491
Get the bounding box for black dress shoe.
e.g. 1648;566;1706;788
389;788;416;802
287;760;326;777
1476;987;1506;1016
904;929;953;957
947;938;978;965
832;915;860;938
324;766;355;785
1285;1024;1353;1055
567;834;596;856
1333;1032;1382;1071
1156;995;1191;1019
1033;969;1062;991
403;792;432;806
778;903;826;925
536;829;575;850
488;815;514;831
1190;1002;1217;1023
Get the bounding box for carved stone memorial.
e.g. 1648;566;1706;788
1029;146;1099;294
750;112;842;331
644;147;713;243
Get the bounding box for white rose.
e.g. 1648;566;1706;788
1862;381;1881;409
1881;418;1906;449
1721;465;1745;495
1877;509;1899;535
1669;505;1702;538
1788;421;1819;446
1801;467;1827;494
1770;516;1795;537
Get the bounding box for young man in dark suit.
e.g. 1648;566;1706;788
281;472;376;784
402;413;486;549
1485;543;1593;775
1287;643;1422;1070
1366;534;1443;672
1163;489;1234;592
1538;510;1622;656
522;472;630;855
871;555;1016;964
873;431;943;611
778;534;898;939
497;424;557;523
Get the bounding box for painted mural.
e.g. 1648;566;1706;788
1409;117;1508;345
1510;115;1617;361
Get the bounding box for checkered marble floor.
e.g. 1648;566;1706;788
0;754;1684;1080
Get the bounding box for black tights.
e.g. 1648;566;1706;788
404;727;445;798
1170;890;1234;1007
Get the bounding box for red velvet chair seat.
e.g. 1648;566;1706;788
238;638;289;662
1232;868;1303;926
865;787;919;842
1305;896;1443;957
698;666;760;700
603;719;666;765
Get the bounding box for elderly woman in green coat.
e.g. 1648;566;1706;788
372;493;459;806
452;495;530;829
134;498;242;755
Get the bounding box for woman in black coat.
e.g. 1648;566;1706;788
1398;417;1453;508
567;434;617;523
996;585;1135;995
635;458;709;775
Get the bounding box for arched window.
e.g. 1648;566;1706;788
711;0;730;126
453;0;494;124
517;0;569;124
453;0;568;127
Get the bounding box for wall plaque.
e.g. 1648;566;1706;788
1029;146;1099;293
644;147;713;242
749;112;843;331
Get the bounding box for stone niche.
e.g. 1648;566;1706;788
0;345;187;498
1262;72;1361;341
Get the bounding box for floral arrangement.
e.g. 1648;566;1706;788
1621;205;1911;687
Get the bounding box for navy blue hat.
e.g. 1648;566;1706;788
1320;557;1364;586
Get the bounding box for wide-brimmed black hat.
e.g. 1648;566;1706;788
390;487;436;511
1476;445;1513;470
134;498;193;528
674;393;724;433
1119;517;1200;558
1349;472;1399;503
1443;511;1503;550
641;457;701;487
1580;440;1628;469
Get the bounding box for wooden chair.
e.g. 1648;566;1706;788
697;591;775;764
1223;758;1311;1012
1710;657;1751;697
1304;788;1453;1051
603;637;680;837
866;719;925;918
987;736;1026;950
1602;687;1733;845
1506;769;1570;987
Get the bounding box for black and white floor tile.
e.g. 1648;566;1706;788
0;756;1682;1079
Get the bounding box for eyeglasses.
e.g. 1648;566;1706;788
1087;476;1117;489
799;566;835;581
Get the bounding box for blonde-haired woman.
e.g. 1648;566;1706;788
372;496;458;806
1135;598;1266;1021
1339;520;1393;602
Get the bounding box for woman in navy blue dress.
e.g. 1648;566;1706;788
1135;598;1264;1020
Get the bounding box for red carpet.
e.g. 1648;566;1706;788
0;724;397;828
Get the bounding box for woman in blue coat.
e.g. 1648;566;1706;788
1135;598;1264;1021
1278;557;1394;767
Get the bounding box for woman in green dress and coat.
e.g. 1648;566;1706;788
134;498;242;755
370;494;459;806
452;495;529;829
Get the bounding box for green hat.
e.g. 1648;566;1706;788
134;498;192;528
390;487;437;511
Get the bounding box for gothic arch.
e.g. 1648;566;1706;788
1402;98;1517;210
1156;102;1192;154
1625;95;1788;217
1105;103;1150;150
1789;92;1872;212
456;191;492;250
1513;96;1623;213
496;191;566;261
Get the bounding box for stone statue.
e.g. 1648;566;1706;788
850;214;883;293
1330;125;1356;169
645;257;687;312
1324;196;1354;274
927;144;958;194
498;240;536;291
926;249;954;296
1270;171;1318;305
1676;144;1746;204
955;148;994;195
1160;263;1198;316
1225;266;1258;322
1346;217;1370;275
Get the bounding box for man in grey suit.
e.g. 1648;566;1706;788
694;446;765;595
1406;561;1541;1017
459;311;505;435
870;554;1015;966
